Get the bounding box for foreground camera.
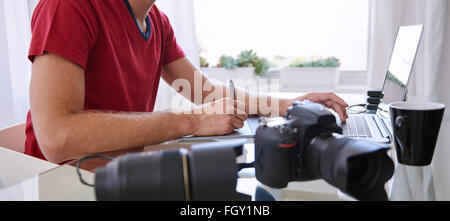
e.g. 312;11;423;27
94;140;250;201
86;101;395;201
254;101;395;201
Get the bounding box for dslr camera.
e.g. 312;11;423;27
255;101;394;201
88;101;395;201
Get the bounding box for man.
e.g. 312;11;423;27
26;0;348;163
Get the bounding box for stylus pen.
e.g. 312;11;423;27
229;80;236;101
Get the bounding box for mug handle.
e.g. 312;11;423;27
395;115;410;159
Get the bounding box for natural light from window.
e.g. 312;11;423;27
194;0;369;71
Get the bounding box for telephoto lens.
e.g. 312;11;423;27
305;133;394;201
93;140;251;201
94;149;188;201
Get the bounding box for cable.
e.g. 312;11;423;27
237;162;255;171
347;103;368;114
377;107;390;118
347;103;391;116
378;105;389;113
76;155;114;187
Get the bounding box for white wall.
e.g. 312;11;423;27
0;0;19;128
154;0;199;111
0;0;36;129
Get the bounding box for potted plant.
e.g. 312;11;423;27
201;50;270;84
200;56;210;68
279;57;341;92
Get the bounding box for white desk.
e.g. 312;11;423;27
0;147;57;188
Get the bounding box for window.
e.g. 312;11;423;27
194;0;369;71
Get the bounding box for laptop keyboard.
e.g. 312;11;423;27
342;115;373;138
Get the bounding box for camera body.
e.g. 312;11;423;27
255;101;342;186
255;101;394;200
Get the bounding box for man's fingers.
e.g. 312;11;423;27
330;102;348;123
326;93;348;107
321;93;348;122
235;114;248;121
298;92;349;122
231;117;245;129
303;92;348;108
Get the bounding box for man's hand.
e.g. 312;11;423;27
190;98;248;136
279;92;349;122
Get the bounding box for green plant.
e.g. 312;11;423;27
253;57;270;76
237;49;258;67
290;57;341;68
219;55;238;70
217;50;270;76
200;56;210;68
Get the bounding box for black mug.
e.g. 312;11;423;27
390;102;445;166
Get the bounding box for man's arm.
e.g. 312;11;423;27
162;57;349;121
30;53;242;163
162;57;268;116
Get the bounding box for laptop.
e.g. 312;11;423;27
341;24;424;143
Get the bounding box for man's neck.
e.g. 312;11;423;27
128;0;155;23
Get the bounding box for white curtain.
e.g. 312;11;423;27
0;0;37;129
368;0;450;200
154;0;199;111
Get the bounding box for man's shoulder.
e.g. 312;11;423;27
150;4;164;17
34;0;99;21
37;0;96;10
150;5;173;31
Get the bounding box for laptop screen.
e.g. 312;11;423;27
382;25;423;104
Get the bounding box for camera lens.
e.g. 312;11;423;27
347;152;382;193
95;149;187;201
347;154;370;184
93;140;250;201
308;136;394;200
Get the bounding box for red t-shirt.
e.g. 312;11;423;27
25;0;185;161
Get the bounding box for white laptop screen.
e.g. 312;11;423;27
382;25;423;104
